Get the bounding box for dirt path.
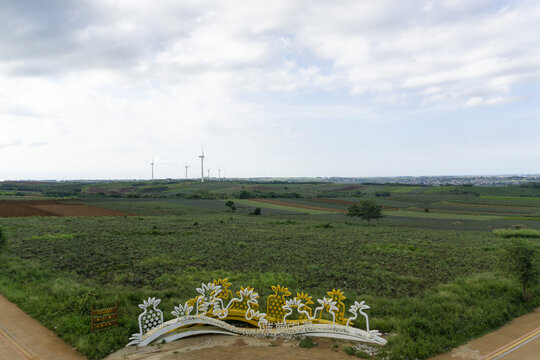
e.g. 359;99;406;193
0;294;85;360
431;307;540;360
105;335;373;360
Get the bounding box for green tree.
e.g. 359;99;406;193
346;200;383;223
238;190;251;199
502;239;539;302
225;200;236;211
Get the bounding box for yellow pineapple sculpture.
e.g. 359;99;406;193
294;292;314;320
266;285;291;323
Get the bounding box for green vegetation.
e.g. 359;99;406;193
0;181;538;359
346;201;383;223
493;228;540;238
0;226;5;252
501;239;539;301
298;336;317;348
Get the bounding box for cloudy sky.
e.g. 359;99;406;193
1;0;539;180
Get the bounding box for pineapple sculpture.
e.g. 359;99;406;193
228;287;259;316
138;297;164;335
213;278;233;303
266;285;291;323
326;289;347;324
294;292;314;320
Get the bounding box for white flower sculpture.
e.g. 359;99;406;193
195;282;222;315
172;302;193;320
282;298;308;322
346;300;370;331
315;297;339;323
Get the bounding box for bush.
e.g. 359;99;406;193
0;227;6;251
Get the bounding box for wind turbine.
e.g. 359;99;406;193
150;158;155;180
207;169;210;179
199;149;205;182
185;165;189;180
218;168;221;182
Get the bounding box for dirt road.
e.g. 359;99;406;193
431;307;540;360
0;294;84;360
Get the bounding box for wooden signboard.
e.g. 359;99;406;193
91;301;119;332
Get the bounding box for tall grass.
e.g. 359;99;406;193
493;228;540;238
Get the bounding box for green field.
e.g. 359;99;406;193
0;180;539;359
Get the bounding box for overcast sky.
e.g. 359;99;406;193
1;0;539;180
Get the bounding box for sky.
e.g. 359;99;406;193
1;0;539;180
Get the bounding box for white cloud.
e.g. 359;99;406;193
1;0;539;178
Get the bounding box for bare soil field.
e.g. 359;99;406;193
0;200;130;217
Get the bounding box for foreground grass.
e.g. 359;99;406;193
493;228;540;238
0;213;539;359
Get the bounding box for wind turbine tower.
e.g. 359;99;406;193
150;159;155;180
218;168;221;182
199;150;205;182
184;165;189;180
207;169;210;179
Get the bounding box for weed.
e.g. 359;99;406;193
298;336;316;348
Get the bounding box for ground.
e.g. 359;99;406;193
105;336;363;360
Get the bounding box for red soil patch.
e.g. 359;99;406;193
0;200;131;217
318;198;398;211
333;185;364;191
249;198;345;213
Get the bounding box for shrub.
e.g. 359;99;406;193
0;227;6;251
298;336;316;348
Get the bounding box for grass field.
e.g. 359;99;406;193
0;181;539;359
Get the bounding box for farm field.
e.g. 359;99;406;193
0;181;539;359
